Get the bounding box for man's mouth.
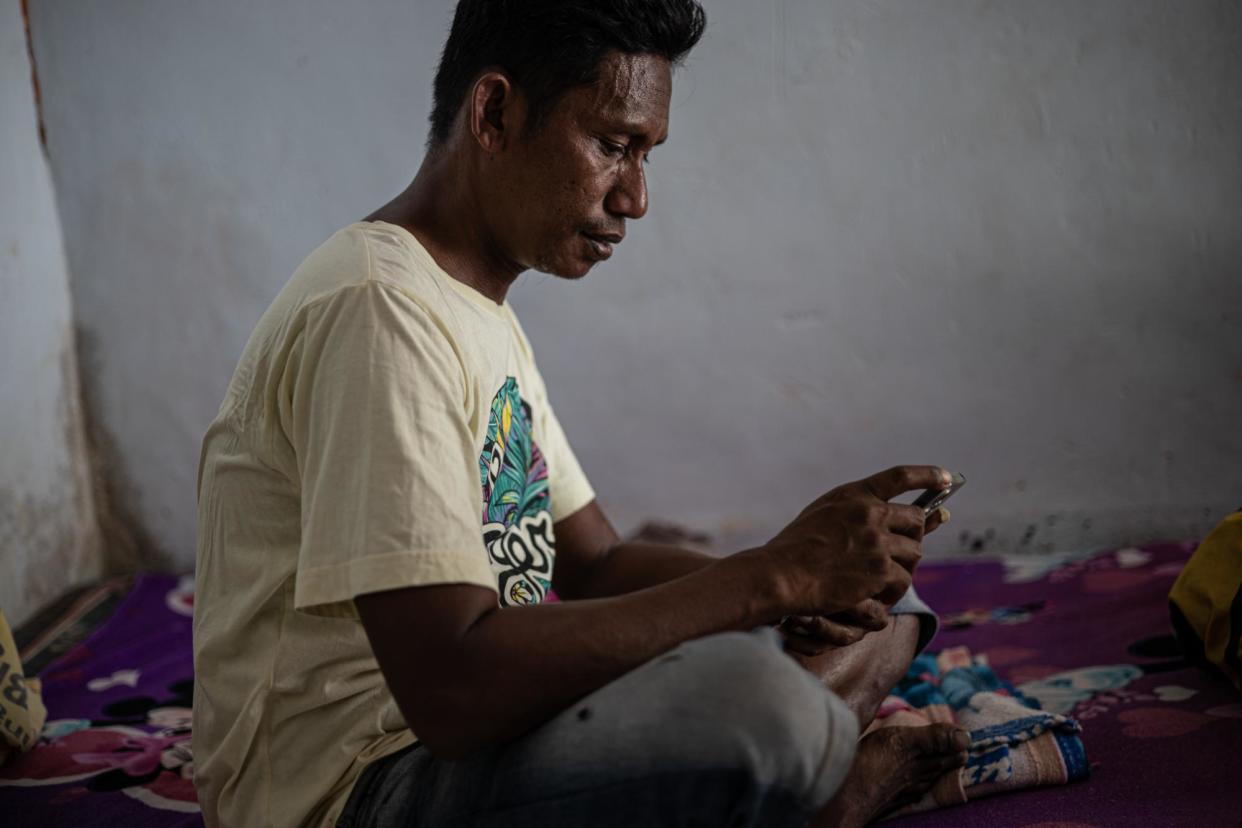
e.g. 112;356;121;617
582;231;624;260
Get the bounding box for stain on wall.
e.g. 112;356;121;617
72;327;144;573
0;470;93;624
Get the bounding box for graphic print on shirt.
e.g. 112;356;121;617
479;377;555;606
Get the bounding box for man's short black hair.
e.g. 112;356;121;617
429;0;707;148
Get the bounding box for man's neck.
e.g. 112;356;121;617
364;153;522;305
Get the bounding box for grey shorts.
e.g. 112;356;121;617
337;588;937;827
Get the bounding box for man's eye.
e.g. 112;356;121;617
599;138;626;156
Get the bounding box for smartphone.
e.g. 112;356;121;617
911;472;966;516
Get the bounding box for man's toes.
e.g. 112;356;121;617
937;724;971;754
930;749;968;775
909;747;967;784
907;723;971;756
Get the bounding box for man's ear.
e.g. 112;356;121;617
468;71;524;155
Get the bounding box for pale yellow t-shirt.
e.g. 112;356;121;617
192;221;594;828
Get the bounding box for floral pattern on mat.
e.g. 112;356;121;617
3;542;1239;827
0;574;202;827
891;540;1242;828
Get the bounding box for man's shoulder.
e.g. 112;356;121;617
284;221;444;311
219;224;457;413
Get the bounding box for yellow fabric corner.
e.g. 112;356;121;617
1169;511;1242;690
0;609;48;762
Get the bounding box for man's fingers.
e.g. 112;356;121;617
790;617;866;648
830;599;888;631
888;534;923;574
924;506;950;535
887;502;929;539
854;599;889;630
784;629;857;656
876;560;913;606
860;465;952;502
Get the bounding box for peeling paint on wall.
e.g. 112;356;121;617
0;483;92;626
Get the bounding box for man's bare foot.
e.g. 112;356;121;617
812;724;970;828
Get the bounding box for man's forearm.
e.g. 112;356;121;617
387;549;788;758
368;467;944;759
560;541;718;600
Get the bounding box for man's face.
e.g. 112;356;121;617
493;52;672;279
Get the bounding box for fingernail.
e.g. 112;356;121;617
953;730;970;750
937;506;951;524
940;469;953;485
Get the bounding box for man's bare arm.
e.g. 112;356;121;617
357;551;780;760
357;465;949;761
551;499;948;602
550;501;717;600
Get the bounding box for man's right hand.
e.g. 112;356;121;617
762;465;951;616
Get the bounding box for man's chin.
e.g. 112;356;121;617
533;258;596;280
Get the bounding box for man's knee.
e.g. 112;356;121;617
489;629;859;825
664;628;860;810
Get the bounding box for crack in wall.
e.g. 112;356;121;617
5;3;140;609
19;0;47;151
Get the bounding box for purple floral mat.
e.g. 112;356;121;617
2;541;1239;827
891;540;1242;828
1;572;201;826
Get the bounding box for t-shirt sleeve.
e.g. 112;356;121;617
539;399;595;524
281;280;497;617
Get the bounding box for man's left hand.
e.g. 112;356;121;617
780;599;889;655
778;505;950;657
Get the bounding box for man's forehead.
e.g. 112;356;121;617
578;52;672;137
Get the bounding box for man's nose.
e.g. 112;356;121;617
605;160;648;220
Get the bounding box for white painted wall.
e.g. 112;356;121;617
1;0;100;624
28;0;1242;569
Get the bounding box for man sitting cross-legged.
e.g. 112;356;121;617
191;2;967;826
